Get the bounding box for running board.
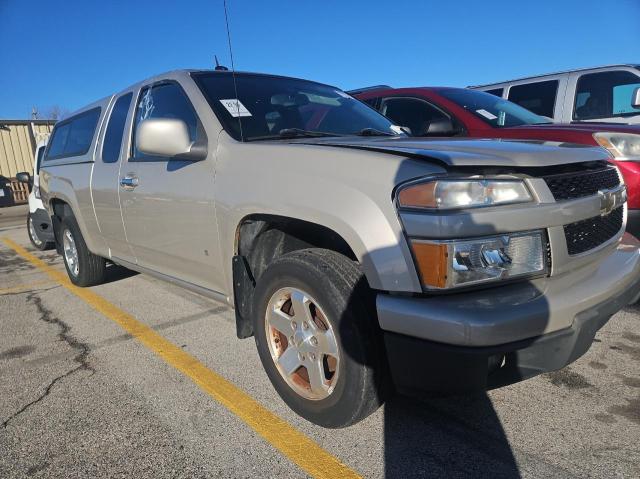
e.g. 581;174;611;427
111;256;230;306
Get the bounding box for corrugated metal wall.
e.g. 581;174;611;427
0;120;55;178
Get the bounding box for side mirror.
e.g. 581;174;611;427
632;87;640;109
423;118;458;137
136;118;207;161
16;171;32;192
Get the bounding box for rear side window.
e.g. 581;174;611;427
574;71;640;120
508;80;558;117
485;88;504;97
131;82;198;161
45;108;101;161
102;93;133;163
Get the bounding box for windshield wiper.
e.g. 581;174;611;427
245;129;344;142
278;128;341;138
356;127;395;137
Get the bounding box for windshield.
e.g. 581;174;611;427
192;72;399;141
438;88;551;128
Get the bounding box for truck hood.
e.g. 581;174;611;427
295;136;608;168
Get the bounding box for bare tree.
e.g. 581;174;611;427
38;105;71;121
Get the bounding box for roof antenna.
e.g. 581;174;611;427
214;55;228;71
223;0;243;140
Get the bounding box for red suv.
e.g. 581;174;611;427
352;86;640;236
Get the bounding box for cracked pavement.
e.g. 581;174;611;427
1;291;93;429
1;221;640;478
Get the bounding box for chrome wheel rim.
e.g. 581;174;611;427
63;229;79;277
265;287;340;401
28;217;42;246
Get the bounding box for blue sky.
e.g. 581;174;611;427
1;0;638;118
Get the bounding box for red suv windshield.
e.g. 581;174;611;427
438;88;551;128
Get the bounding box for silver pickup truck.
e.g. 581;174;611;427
40;70;640;428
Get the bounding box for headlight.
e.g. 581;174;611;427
397;178;532;210
594;132;640;161
411;231;547;289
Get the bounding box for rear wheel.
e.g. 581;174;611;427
253;249;389;428
60;216;106;286
27;214;53;251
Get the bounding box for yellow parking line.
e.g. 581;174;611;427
1;237;361;479
0;280;56;295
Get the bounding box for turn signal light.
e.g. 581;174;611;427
410;231;547;290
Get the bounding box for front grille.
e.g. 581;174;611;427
544;167;620;201
564;207;623;255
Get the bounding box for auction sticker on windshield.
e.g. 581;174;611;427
476;109;498;120
220;99;252;117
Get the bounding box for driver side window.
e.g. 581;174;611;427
380;97;451;136
132;82;199;161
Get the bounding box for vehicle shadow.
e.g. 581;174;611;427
383;394;519;478
103;262;139;284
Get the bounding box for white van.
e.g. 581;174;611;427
471;64;640;124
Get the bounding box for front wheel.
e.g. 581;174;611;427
253;249;389;428
60;216;106;287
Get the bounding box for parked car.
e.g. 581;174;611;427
469;64;640;124
352;86;640;237
0;175;13;207
16;140;55;250
39;70;640;427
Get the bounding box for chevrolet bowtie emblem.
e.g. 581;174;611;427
598;185;627;216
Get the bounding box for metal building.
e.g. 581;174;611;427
0;120;55;204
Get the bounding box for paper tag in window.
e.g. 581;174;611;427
476;109;497;120
0;190;4;197
220;99;252;117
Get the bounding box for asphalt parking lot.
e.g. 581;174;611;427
0;205;28;230
1;214;639;478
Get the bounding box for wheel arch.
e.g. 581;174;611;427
232;214;359;339
49;198;76;254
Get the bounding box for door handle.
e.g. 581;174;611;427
120;175;139;190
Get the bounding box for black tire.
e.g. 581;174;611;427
27;214;53;251
253;248;389;428
60;215;106;286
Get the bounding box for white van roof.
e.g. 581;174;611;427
469;63;640;89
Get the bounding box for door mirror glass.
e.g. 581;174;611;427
632;87;640;109
135;118;205;160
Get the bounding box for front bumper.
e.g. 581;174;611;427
377;234;640;394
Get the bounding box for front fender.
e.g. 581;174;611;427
215;135;445;295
